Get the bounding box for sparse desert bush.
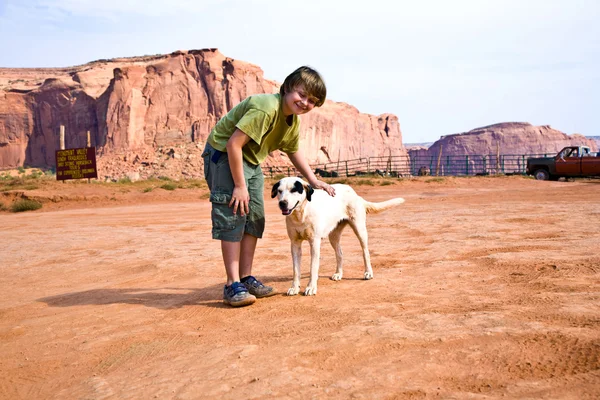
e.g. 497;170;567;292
160;183;177;191
0;177;25;190
45;168;56;176
25;170;44;179
425;177;446;183
268;176;400;187
143;187;154;193
11;199;42;212
184;180;208;189
0;172;55;191
352;178;375;186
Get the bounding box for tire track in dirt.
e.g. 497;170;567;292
93;335;186;375
453;245;556;261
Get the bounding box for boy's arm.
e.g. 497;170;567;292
226;129;252;216
287;149;336;197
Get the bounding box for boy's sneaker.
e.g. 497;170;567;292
241;275;277;298
223;282;256;307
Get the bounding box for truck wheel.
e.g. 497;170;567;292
534;169;549;180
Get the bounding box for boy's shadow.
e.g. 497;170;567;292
37;275;311;310
38;286;223;310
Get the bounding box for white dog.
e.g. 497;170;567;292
271;177;405;296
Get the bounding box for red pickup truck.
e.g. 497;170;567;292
526;146;600;180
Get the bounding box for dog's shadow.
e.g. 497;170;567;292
36;274;347;310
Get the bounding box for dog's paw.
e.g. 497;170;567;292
363;271;374;280
304;286;318;296
287;286;300;296
331;272;343;281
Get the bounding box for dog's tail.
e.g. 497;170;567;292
364;197;405;214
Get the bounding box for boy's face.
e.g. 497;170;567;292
282;85;320;116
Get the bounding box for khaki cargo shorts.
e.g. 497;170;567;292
202;143;265;242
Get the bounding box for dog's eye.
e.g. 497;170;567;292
290;187;297;193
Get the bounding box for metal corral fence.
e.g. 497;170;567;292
262;153;552;178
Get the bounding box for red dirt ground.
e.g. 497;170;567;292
1;176;599;399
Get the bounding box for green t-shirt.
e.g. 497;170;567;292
207;93;300;165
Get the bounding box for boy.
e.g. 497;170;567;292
202;66;336;307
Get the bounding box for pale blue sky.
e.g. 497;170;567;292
1;0;598;143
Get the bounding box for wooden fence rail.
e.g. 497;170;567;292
262;153;554;179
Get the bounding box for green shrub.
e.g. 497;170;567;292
143;187;154;193
354;179;375;186
17;166;25;174
425;177;446;183
160;183;177;191
331;178;349;184
25;170;43;179
185;180;207;189
11;199;42;212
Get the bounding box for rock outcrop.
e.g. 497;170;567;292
588;136;600;149
409;122;598;160
0;49;406;179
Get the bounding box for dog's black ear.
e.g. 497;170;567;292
271;181;280;198
306;185;315;201
293;180;304;195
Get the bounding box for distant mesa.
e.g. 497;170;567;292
408;122;598;161
404;142;434;150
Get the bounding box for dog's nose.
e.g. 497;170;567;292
279;200;287;208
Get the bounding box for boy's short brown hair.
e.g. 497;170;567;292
279;66;327;107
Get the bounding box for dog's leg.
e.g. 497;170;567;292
287;240;302;296
329;222;346;281
350;219;374;280
305;237;322;296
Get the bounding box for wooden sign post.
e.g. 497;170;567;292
55;126;98;181
55;147;98;181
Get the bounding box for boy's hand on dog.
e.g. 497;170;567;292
311;180;336;197
230;185;250;216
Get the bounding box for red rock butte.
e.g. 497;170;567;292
0;49;405;178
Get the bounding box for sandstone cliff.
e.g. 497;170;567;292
589;136;600;149
0;49;406;179
408;122;598;160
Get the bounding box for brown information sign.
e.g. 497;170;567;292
55;147;98;181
